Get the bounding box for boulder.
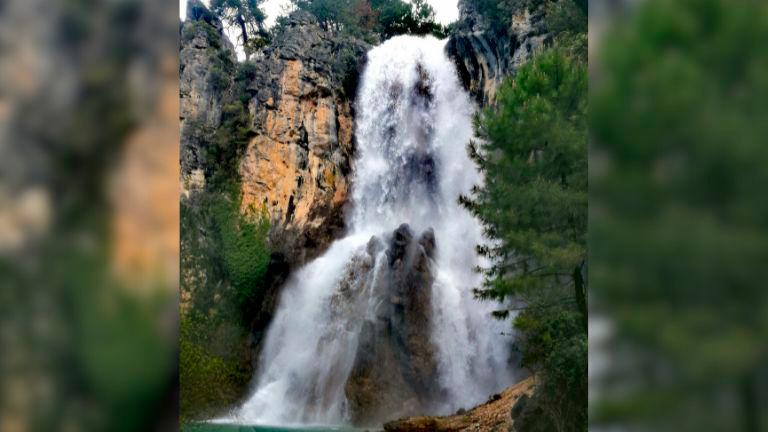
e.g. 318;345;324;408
343;224;442;425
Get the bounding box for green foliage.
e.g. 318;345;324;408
464;43;587;432
293;0;349;29
182;190;271;313
180;313;249;422
3;241;175;431
470;0;585;37
466;48;587;304
545;0;586;35
471;0;544;32
590;0;768;429
210;0;269;59
207;65;230;91
291;0;446;40
185;19;225;49
206;101;251;186
372;0;446;39
203;59;257;188
180;190;271;420
544;0;587;59
514;309;587;430
214;196;271;305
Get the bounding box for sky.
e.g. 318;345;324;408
179;0;460;28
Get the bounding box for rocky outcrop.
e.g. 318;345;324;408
238;12;369;265
179;4;372;412
179;0;237;195
383;376;535;432
446;0;548;106
320;224;441;425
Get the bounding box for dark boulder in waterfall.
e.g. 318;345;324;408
419;228;436;258
343;224;443;425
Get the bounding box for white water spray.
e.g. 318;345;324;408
234;35;514;426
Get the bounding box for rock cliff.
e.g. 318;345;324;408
238;12;369;264
179;0;236;195
446;0;548;106
180;6;368;266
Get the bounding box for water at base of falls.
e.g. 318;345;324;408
231;35;515;427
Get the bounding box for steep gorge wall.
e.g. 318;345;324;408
180;7;368;267
179;2;235;195
180;0;546;271
238;12;369;264
446;0;548;106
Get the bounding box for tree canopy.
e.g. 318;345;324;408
210;0;269;59
290;0;446;40
590;0;768;429
461;2;588;429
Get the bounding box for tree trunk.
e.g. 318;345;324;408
573;263;587;331
236;13;249;60
742;373;759;432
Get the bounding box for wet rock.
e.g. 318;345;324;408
388;223;414;264
367;235;385;257
418;228;436;258
344;224;442;425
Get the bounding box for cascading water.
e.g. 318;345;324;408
234;35;515;427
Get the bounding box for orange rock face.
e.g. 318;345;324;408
112;55;180;294
239;58;354;262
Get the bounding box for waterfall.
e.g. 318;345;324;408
234;35;514;427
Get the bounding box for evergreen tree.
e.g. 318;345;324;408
464;48;588;325
462;46;587;431
291;0;445;39
209;0;268;59
590;0;768;429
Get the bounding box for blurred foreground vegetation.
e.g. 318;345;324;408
0;0;179;430
590;0;768;430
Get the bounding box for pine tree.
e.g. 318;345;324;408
462;46;588;431
463;48;587;325
209;0;268;59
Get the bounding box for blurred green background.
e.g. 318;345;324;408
590;0;768;430
0;0;180;430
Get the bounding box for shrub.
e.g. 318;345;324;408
207;66;229;91
212;196;271;306
179;314;249;422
